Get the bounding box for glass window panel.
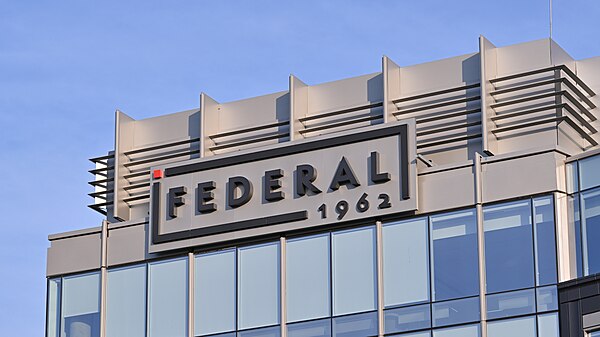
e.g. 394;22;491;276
487;316;536;337
397;332;431;337
486;288;535;320
580;155;600;191
537;313;559;337
432;296;479;327
536;286;558;312
332;311;378;337
287;234;330;323
433;324;480;337
534;196;558;286
106;265;146;337
332;227;376;316
568;195;584;277
237;326;281;337
591;331;600;337
148;258;188;337
47;278;61;337
582;188;600;275
61;272;100;337
484;200;534;293
384;303;430;334
238;242;280;330
207;333;236;337
430;210;479;301
195;249;236;336
383;218;429;307
287;318;331;337
567;161;579;194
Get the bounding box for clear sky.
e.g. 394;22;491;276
1;0;599;335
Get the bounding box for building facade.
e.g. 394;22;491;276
46;37;600;337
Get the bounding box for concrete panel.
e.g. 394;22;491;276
201;93;220;157
480;35;498;155
496;39;551;77
218;91;290;131
383;56;401;123
482;151;560;203
114;110;135;221
307;72;383;115
400;53;479;96
107;223;148;266
133;108;200;147
550;40;576;70
47;233;101;277
290;75;308;140
418;165;475;214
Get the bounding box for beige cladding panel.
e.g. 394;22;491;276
106;224;148;267
482;152;562;203
417;166;475;214
47;233;101;277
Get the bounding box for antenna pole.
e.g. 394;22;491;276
549;0;553;39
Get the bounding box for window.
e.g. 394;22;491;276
238;242;280;330
580;155;600;191
487;316;536;337
148;258;188;337
332;311;378;337
568;194;584;277
430;210;479;301
46;278;61;337
286;234;330;323
195;249;236;336
383;218;429;307
332;226;377;316
582;188;600;275
384;303;430;334
484;200;534;293
486;289;535;320
537;313;559;337
533;196;557;286
432;324;480;337
287;318;331;337
106;265;146;337
432;296;480;327
61;272;100;337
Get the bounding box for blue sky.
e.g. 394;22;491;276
1;0;599;335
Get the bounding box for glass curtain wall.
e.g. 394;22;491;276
567;154;600;277
61;272;100;337
148;258;188;337
106;265;146;337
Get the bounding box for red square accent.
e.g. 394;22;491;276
153;169;163;179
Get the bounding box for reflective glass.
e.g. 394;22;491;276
332;227;376;316
47;278;61;337
432;296;480;327
106;265;146;337
287;234;330;323
591;331;600;337
384;303;430;334
432;324;480;337
486;288;535;320
397;332;431;337
332;311;378;337
287;318;331;337
580;155;600;191
568;195;584;277
238;242;280;330
582;188;600;275
567;161;579;194
533;196;558;286
536;286;558;312
195;249;236;336
537;313;559;337
61;272;100;337
383;218;429;307
148;258;188;337
430;210;479;301
487;316;536;337
237;326;280;337
484;200;534;293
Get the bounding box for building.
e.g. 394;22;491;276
46;36;600;337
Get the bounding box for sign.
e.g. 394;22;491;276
149;121;417;251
